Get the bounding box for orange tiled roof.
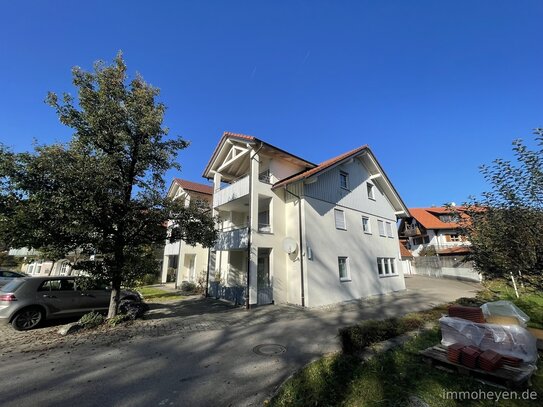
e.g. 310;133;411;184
273;145;368;189
174;179;213;195
399;243;413;258
408;207;466;230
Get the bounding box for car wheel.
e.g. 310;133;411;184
11;307;44;331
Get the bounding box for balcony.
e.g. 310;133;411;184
8;247;39;257
215;227;249;250
403;225;421;237
213;175;250;208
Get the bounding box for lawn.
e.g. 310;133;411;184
271;280;543;407
136;286;190;301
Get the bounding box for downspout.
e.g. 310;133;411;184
246;143;265;309
284;187;305;307
205;247;211;297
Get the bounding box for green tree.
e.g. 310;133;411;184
0;53;217;317
463;129;543;289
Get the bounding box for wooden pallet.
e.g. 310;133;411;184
419;345;536;389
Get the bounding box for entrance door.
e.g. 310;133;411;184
257;248;273;305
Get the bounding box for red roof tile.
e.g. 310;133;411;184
273;145;368;189
174;179;213;195
399;243;413;258
408;207;466;230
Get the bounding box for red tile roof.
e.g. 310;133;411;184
399;243;413;258
174;179;213;195
272;145;368;189
437;246;471;255
408;207;467;230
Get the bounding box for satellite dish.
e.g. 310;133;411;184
282;238;298;254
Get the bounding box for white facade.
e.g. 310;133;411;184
204;132;410;308
161;180;212;287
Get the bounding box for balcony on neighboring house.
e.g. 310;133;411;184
8;248;39;257
414;241;472;254
215;226;249;250
403;224;421;237
213;175;250;208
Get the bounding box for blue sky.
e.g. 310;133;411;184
1;1;542;207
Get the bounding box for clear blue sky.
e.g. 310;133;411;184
1;1;542;207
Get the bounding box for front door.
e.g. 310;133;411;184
257;248;273;305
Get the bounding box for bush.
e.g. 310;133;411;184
137;273;158;286
180;281;197;293
107;314;130;326
79;311;105;329
339;317;426;354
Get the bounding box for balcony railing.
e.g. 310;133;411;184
215;227;249;250
213;175;250;208
8;247;39;257
403;225;421;237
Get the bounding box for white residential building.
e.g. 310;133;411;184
161;179;213;287
203;132;410;308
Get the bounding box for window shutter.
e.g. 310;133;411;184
334;209;346;230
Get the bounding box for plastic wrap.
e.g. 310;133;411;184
481;300;530;326
439;316;538;364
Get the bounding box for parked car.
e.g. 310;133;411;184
0;270;26;288
0;276;143;330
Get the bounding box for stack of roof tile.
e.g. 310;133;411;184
448;305;486;323
502;355;522;367
461;346;481;368
447;343;465;363
478;350;502;371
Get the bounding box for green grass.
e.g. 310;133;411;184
136;286;189;301
271;283;543;407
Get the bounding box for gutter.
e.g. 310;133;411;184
284;186;305;307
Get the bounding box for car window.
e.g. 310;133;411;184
0;279;26;292
3;271;21;278
75;278;109;291
39;279;76;291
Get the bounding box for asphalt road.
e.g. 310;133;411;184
0;276;481;407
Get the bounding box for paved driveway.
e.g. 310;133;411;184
0;276;480;407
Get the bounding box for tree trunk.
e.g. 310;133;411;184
108;278;121;318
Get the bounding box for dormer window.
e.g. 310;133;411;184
367;183;375;200
339;171;349;190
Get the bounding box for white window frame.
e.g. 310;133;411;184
334;209;346;230
378;220;385;236
338;257;351;282
59;262;69;276
377;257;398;277
385;221;393;238
339;171;349;190
362;216;371;234
367;182;375;200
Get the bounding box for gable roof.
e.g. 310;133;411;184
272;145;368;189
272;144;410;218
408;207;467;230
202;131;316;179
172;179;213;196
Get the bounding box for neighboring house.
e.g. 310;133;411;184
203;131;410;308
161;178;213;287
8;248;78;276
398;206;471;257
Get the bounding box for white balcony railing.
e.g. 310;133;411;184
8;247;39;257
215;227;249;250
213;175;250;208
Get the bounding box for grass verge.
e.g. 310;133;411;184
136;286;189;301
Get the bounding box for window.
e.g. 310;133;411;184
39;279;76;291
334;209;346;230
439;214;459;223
378;220;385;236
339;171;349;189
338;257;351;281
377;258;398;277
362;216;371;234
59;262;69;276
446;234;461;242
385;222;393;238
413;235;429;245
367;183;375;200
258;209;271;233
35;261;42;275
